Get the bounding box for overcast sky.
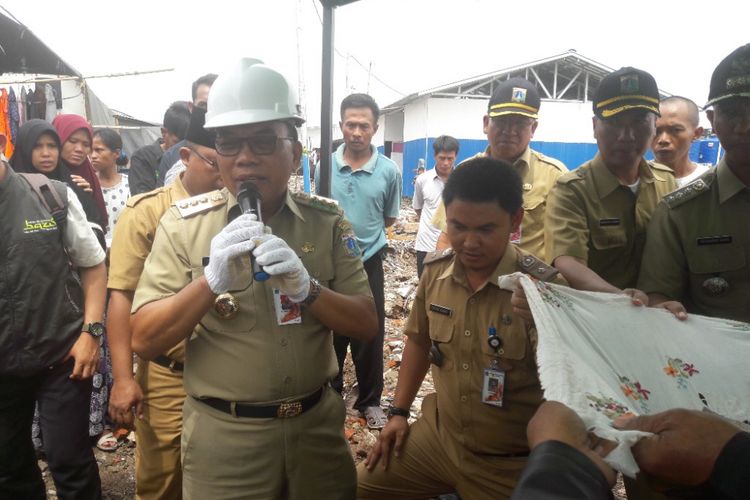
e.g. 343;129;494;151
1;0;748;127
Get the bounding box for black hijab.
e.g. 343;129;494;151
10;119;104;228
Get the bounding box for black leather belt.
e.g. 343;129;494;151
198;387;324;419
152;355;184;372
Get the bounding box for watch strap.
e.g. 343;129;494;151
300;278;322;307
388;406;410;419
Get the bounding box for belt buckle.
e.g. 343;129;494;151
168;360;179;372
277;401;302;418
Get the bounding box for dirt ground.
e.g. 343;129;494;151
42;194;626;499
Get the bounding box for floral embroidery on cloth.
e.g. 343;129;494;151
496;272;750;478
664;357;700;389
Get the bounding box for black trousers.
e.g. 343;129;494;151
332;250;385;411
0;359;101;500
416;250;428;278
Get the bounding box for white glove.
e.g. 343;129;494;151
204;214;265;294
253;234;311;303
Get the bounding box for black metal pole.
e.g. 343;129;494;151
319;2;335;198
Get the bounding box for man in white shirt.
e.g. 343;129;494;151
412;135;458;276
652;96;709;187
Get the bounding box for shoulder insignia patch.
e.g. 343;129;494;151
424;248;455;265
517;252;559;281
558;169;585;184
126;187;165;208
292;191;340;214
649;160;675;174
533;150;568;173
175;190;227;218
662;173;714;208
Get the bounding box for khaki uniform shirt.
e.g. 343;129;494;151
545;154;677;289
108;175;191;362
132;189;372;403
638;160;750;322
432;147;567;263
406;244;559;455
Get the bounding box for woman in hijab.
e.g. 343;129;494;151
52;114;109;231
10;119;104;234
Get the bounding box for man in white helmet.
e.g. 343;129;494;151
131;58;377;499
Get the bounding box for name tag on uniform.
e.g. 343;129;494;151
697;235;733;246
429;304;452;316
599;218;621;227
273;289;302;325
482;368;505;407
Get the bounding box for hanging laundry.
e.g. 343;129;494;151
50;80;63;110
31;85;46;119
25;86;34;120
0;88;14;158
18;86;27;127
44;84;57;121
8;88;19;143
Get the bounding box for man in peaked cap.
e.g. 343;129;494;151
107;106;224;500
638;44;750;324
131;58;377;499
433;77;568;263
544;67;677;301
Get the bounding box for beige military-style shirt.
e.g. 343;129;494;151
638;159;750;322
108;175;191;291
132;189;372;403
431;147;567;263
406;244;559;455
545;154;677;289
108;175;191;362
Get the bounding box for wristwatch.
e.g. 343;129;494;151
300;277;322;307
82;321;106;340
388;406;410;419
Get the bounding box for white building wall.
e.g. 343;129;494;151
383;112;404;142
402;97;486;141
398;96;597;145
534;100;596;143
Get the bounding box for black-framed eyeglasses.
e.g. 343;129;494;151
215;135;295;157
188;147;219;170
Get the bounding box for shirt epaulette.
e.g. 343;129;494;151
126;187;166;208
557;168;586;184
662;172;715;208
649;160;675;175
517;252;559;281
174;190;227;218
532;150;568;172
291;191;340;214
424;248;455;265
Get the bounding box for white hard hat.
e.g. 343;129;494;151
204;58;305;129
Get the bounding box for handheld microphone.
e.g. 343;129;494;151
237;181;270;282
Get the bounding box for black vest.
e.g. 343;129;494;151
0;165;84;376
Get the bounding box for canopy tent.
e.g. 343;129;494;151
0;7;160;156
0;9;79;76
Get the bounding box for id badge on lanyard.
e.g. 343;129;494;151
482;326;505;407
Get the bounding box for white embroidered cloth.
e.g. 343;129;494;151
498;273;750;477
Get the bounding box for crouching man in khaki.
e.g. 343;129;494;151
358;157;560;500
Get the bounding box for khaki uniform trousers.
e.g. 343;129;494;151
357;395;527;500
134;361;186;500
181;386;356;500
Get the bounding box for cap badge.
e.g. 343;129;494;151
511;87;527;104
620;75;640;94
726;74;750;90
